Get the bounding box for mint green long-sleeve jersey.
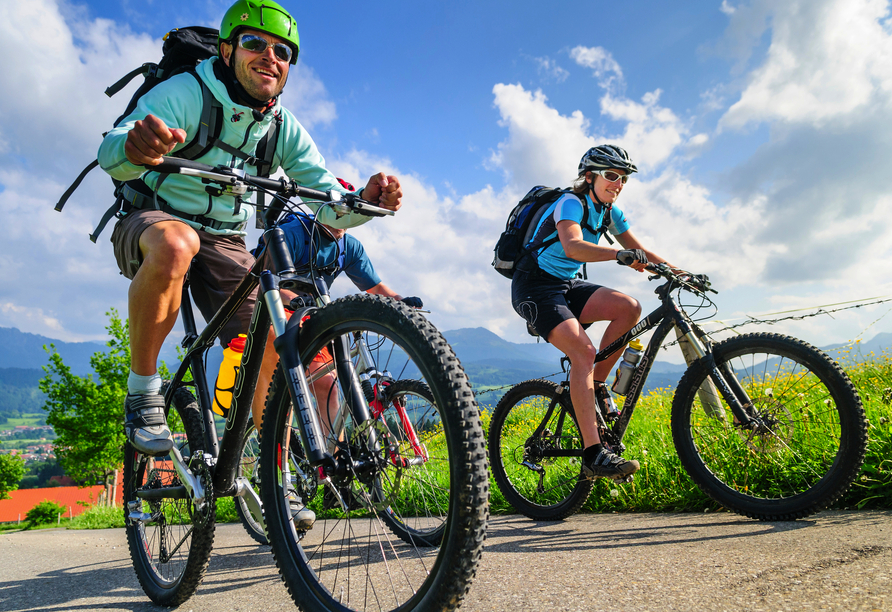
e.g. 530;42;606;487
98;57;369;235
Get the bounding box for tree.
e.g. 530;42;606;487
40;310;130;506
0;453;26;500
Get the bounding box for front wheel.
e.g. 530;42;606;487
260;295;489;612
671;333;868;520
488;379;592;520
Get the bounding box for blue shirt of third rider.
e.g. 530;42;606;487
527;192;630;280
279;215;381;291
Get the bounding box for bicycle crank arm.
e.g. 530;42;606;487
170;446;207;508
136;486;188;500
235;476;265;532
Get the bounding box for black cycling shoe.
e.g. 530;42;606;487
124;393;174;456
582;447;640;479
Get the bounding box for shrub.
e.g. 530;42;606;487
26;500;66;525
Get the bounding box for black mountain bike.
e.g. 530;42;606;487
122;157;489;611
488;264;868;521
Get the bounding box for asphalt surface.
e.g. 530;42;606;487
1;510;890;611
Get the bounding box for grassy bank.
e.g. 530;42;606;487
13;350;890;531
486;349;892;514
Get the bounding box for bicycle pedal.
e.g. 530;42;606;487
611;474;634;484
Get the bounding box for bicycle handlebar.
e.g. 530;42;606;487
151;157;395;217
646;262;718;295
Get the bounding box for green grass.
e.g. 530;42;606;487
485;350;892;515
2;413;48;427
13;350;891;530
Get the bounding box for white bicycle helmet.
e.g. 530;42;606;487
578;144;638;176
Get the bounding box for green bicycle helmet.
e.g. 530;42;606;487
219;0;300;64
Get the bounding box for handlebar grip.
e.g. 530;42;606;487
152;157;216;175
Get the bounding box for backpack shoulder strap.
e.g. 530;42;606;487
54;159;100;212
174;70;223;161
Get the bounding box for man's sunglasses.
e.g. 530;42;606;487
237;33;294;63
593;169;630;184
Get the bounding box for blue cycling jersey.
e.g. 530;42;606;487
527;192;630;280
278;214;381;291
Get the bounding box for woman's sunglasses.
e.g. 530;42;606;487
593;170;630;184
237;33;294;63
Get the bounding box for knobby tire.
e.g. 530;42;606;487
259;294;489;612
489;379;593;521
671;333;868;520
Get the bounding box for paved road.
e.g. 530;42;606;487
1;510;890;611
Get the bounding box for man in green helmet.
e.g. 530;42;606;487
98;0;402;530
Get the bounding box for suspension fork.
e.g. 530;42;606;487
672;313;755;424
352;331;427;459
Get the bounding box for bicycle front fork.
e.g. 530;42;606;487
676;324;756;425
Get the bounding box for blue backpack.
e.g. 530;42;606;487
492;186;611;279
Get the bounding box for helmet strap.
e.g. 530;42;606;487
587;180;612;220
586;176;607;207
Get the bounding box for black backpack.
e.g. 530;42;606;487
55;26;281;241
492;186;613;279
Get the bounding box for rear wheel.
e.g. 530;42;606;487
260;295;489;612
123;387;216;606
672;333;868;520
376;379;449;547
234;422;267;544
488;379;592;521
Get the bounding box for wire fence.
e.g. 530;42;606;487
471;295;892;401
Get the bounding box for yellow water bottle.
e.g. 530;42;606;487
213;334;247;418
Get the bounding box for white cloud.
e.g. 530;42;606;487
489;84;594;189
534;57;570;83
283;64;337;129
600;90;687;170
720;0;892;129
0;0;339;341
720;1;737;15
569;46;623;89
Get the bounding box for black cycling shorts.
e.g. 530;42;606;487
511;269;602;341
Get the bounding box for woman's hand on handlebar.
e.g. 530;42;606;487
361;173;403;212
125;115;187;166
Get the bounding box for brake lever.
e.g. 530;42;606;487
331;194;395;217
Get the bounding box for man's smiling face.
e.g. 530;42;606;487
222;28;291;106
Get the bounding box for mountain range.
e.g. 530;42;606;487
2;325;890;415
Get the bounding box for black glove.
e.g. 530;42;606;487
400;296;423;308
616;249;648;266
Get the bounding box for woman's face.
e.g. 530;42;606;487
589;169;628;204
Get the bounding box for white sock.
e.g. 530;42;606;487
128;370;162;396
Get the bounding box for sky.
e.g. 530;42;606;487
3;0;892;364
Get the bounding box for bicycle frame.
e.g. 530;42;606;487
159;225;377;512
531;278;758;452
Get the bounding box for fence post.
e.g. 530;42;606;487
57;512;61;526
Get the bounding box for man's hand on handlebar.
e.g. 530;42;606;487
361;173;403;212
125;115;187;166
